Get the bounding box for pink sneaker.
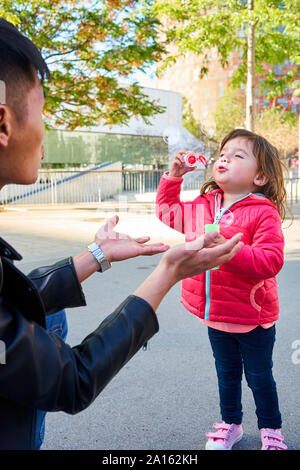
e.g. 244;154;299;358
205;422;243;450
260;428;287;450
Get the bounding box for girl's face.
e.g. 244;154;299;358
212;137;266;194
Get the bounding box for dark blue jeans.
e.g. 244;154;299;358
34;310;68;450
207;325;282;430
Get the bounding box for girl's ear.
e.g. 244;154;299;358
254;171;268;187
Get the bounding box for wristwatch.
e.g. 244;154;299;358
87;242;111;272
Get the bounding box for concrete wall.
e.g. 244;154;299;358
85;87;182;137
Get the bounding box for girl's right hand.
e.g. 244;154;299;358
169;150;197;177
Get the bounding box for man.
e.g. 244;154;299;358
0;18;243;450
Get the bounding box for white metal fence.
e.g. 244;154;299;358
0;169;205;205
0;167;122;205
0;170;298;208
286;177;299;205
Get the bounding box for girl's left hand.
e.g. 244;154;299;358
169;150;197;177
204;232;226;248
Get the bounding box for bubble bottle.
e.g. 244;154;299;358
184;152;207;168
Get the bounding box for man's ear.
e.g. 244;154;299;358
254;171;268;187
0;105;12;148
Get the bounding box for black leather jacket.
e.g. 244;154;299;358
0;237;159;450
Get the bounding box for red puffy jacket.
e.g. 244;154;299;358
156;173;284;325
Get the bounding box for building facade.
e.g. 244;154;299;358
156;49;299;132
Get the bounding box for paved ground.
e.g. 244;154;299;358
1;203;299;450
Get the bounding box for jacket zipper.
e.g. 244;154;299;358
204;192;252;320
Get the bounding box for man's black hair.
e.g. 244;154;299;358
0;18;50;122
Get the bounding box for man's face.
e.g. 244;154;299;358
0;76;45;188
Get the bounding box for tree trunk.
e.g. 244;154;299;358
246;0;256;132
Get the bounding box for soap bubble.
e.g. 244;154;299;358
162;125;182;146
163;125;210;189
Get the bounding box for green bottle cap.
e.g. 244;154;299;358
205;224;220;233
205;224;220;270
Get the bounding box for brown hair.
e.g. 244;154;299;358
200;128;291;221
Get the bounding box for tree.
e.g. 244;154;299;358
255;107;298;159
182;96;202;138
213;86;245;140
153;0;300;131
246;0;255;131
214;86;298;157
182;96;218;154
1;0;166;129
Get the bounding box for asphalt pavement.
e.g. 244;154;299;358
1;204;299;450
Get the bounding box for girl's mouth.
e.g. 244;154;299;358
217;165;228;172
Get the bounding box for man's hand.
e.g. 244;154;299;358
133;231;243;311
160;231;243;283
95;215;170;263
199;232;227;248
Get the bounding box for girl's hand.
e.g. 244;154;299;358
169;150;197;177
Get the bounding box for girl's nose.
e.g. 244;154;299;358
220;155;229;163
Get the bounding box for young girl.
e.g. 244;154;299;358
156;128;288;450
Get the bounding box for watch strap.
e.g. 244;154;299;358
87;242;111;272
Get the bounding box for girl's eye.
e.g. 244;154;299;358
235;154;244;159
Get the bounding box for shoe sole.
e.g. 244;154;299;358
205;432;243;450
